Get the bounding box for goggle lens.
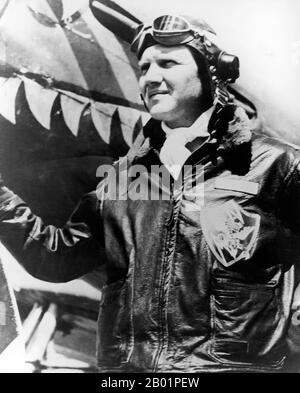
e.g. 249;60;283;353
152;15;190;35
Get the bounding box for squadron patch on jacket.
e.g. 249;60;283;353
200;200;260;267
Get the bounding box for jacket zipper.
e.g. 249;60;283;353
153;186;181;372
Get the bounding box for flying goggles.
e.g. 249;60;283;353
131;15;239;84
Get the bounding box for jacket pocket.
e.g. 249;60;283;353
210;282;285;368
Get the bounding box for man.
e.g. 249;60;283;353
0;14;300;372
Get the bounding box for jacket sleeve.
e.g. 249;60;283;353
280;156;300;356
281;157;300;234
0;183;106;283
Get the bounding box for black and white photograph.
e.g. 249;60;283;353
0;0;300;374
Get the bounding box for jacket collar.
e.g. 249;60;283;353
132;105;253;175
143;118;166;151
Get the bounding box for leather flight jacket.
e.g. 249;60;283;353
0;118;300;372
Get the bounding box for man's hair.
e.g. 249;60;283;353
188;46;214;111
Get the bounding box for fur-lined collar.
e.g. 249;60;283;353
128;105;252;175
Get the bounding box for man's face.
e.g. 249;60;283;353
138;44;203;128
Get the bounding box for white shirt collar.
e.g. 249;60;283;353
158;106;214;180
161;105;213;142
